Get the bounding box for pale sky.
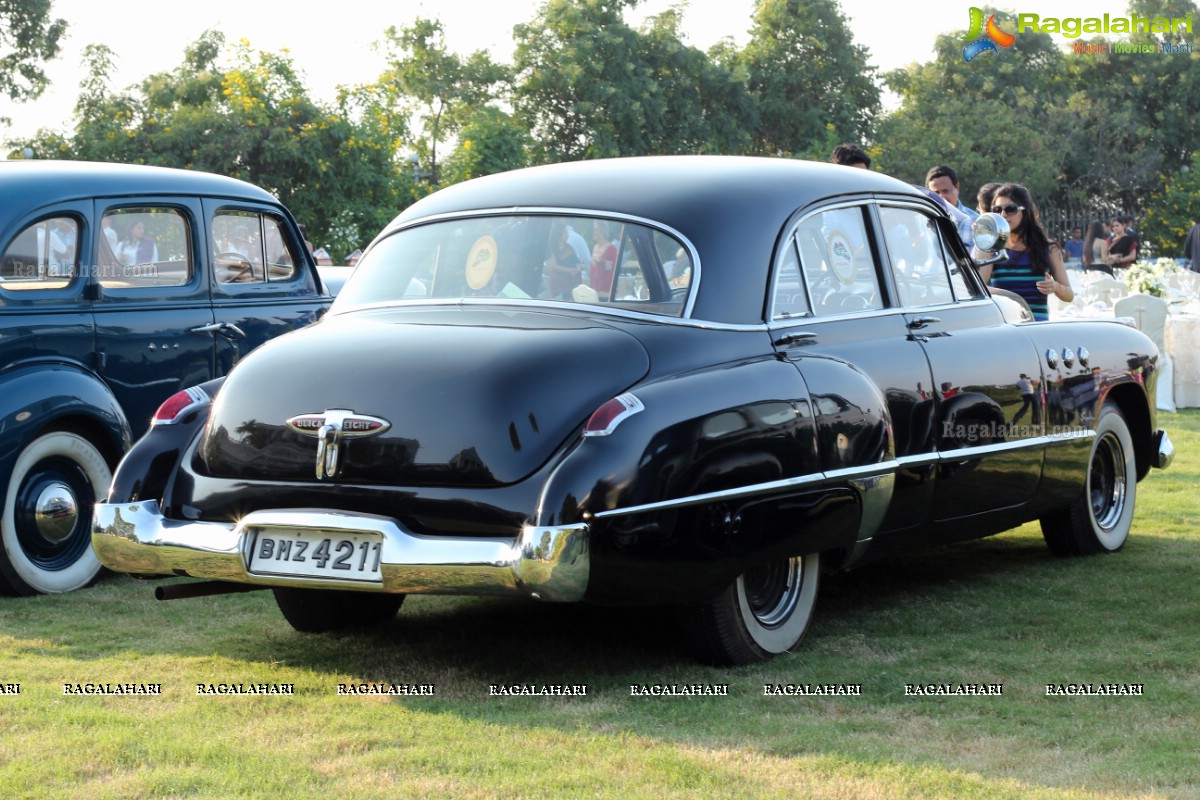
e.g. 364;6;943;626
1;0;1142;148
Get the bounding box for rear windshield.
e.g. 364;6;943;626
334;214;691;318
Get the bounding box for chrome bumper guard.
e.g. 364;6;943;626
91;501;589;602
1153;429;1174;469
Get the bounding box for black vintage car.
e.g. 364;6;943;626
0;160;329;595
92;157;1172;664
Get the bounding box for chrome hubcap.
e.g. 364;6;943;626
1090;432;1127;531
743;557;803;628
34;482;78;543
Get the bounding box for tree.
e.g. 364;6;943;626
1070;0;1200;213
376;19;509;185
441;107;531;185
512;0;752;162
876;7;1077;205
729;0;879;157
875;1;1200;226
1142;153;1200;257
0;0;67;119
19;32;402;262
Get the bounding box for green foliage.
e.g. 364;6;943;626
1142;152;1200;256
17;32;402;263
876;7;1073;203
9;0;1199;262
1;410;1199;798
877;1;1200;223
512;0;752;163
0;0;67;113
376;19;509;185
441;107;532;184
730;0;879;156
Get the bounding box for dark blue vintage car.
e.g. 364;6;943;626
0;160;329;595
93;156;1171;664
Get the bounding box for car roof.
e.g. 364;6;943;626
387;156;938;324
0;160;279;213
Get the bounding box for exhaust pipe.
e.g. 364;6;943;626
154;581;269;601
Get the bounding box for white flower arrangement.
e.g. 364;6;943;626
1122;258;1180;298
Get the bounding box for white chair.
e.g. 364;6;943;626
1115;294;1174;412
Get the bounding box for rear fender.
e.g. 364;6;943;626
107;377;225;504
539;355;891;600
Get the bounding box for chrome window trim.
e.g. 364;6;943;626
776;202;883;321
332;299;771;333
765;298;995;333
346;207;701;319
873;198;988;303
770;196;988;323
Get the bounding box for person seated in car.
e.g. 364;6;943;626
540;224;582;300
665;247;692;288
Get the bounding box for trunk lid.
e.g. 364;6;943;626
199;307;650;487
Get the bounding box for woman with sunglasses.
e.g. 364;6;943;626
977;183;1073;321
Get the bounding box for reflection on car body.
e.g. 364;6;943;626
93;156;1172;664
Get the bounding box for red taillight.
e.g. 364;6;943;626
584;393;644;437
152;386;210;425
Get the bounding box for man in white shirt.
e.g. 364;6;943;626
926;165;979;248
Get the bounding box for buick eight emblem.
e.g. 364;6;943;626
286;409;391;479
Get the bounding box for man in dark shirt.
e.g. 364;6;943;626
1184;218;1200;273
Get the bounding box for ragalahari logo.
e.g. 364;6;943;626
963;7;1016;62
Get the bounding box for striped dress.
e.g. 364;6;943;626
989;249;1048;320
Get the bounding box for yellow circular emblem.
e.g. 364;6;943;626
465;236;498;290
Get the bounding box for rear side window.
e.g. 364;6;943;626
0;216;79;291
99;207;192;288
771;238;810;319
212;211;297;284
792;206;881;316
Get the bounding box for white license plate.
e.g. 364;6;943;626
248;529;383;583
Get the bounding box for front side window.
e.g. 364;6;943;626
879;206;955;308
99;207;191;288
335;214;690;318
212;211;297;284
0;216;79;291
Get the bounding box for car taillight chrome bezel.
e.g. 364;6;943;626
584;393;645;437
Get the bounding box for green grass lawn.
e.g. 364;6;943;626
2;411;1197;799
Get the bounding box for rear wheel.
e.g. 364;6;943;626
685;552;820;666
272;587;404;633
0;431;112;595
1040;402;1136;556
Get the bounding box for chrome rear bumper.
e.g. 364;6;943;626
91;501;589;602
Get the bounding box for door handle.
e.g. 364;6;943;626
216;322;246;340
191;322;246;340
773;332;818;346
190;322;223;334
907;316;941;330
